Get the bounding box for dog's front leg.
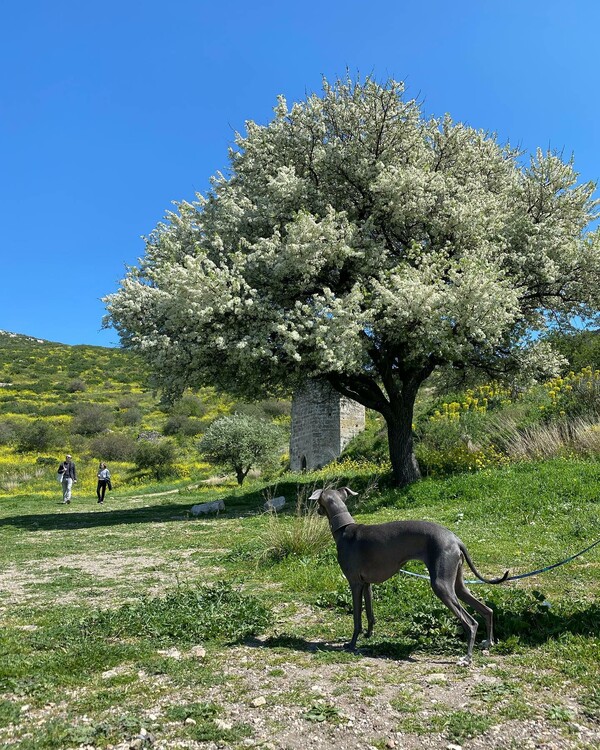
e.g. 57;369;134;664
345;581;364;650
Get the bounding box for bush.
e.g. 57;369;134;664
170;393;208;418
117;406;143;427
163;415;204;437
67;378;87;393
0;419;18;445
133;439;177;479
198;414;285;485
16;420;56;452
71;403;114;435
90;432;137;462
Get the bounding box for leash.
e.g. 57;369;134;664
399;537;600;585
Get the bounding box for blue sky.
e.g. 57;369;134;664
1;1;599;347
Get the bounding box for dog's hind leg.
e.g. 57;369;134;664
346;581;364;650
430;572;479;665
454;569;495;648
364;583;375;638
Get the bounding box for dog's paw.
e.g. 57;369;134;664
343;641;357;652
456;655;473;667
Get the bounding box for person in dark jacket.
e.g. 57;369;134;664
57;454;77;504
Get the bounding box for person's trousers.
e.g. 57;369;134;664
97;480;108;502
62;478;73;503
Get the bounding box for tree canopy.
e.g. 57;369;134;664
105;76;600;485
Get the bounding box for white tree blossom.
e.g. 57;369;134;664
105;76;600;485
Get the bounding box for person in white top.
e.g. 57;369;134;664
96;462;111;504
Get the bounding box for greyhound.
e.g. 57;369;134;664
310;486;508;664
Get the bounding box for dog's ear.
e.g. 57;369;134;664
308;489;323;501
341;487;358;497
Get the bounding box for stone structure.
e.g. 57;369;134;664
290;379;365;471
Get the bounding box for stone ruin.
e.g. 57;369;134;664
290;379;365;471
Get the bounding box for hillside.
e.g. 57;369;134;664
0;331;242;490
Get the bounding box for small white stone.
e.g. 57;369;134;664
215;719;233;730
184;718;197;725
157;648;182;660
251;696;267;707
189;645;206;659
425;673;448;683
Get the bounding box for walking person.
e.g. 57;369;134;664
96;462;111;504
57;454;77;504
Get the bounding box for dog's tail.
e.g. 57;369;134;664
459;543;509;584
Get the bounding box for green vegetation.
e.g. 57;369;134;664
198;414;287;485
0;329;599;747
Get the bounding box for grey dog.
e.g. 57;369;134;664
310;486;508;664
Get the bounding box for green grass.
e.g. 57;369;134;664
0;455;599;746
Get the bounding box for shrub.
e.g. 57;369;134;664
90;432;137;462
16;420;56;453
543;367;600;421
0;419;18;445
170;393;208;418
117;406;143;427
133;439;176;479
163;415;204;437
71;403;114;435
67;378;87;393
198;414;286;485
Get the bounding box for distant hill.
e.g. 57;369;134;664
0;331;287;464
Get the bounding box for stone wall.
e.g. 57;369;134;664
290;379;365;471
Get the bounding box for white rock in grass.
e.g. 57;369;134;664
157;648;182;660
189;645;206;659
191;499;225;515
251;696;267;707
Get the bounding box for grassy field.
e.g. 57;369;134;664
1;458;599;749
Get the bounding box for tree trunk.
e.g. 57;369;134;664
385;382;422;487
327;367;429;488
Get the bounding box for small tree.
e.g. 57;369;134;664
199;414;285;485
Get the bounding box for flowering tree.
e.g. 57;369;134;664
105;77;600;486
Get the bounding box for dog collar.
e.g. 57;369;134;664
329;511;355;533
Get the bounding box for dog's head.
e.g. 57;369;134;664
309;487;358;518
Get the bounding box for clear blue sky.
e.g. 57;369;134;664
1;1;599;347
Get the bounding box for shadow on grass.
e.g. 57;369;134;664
0;496;252;531
245;634;418;661
0;478;362;531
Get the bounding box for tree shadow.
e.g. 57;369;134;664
0;478;343;532
245;633;418;661
491;597;600;647
0;496;251;531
